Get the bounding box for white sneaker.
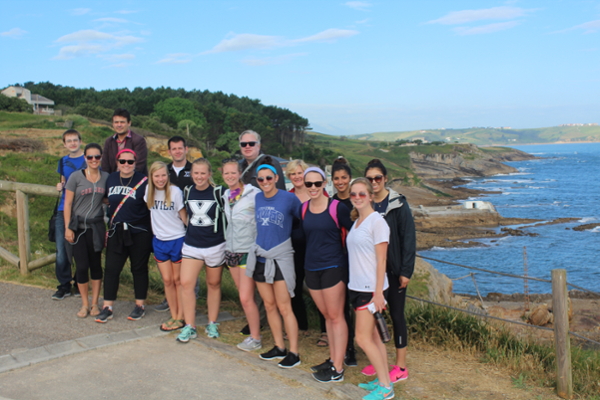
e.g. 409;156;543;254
237;336;262;351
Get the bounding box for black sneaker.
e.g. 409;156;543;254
259;346;287;360
344;348;358;367
310;359;333;372
95;307;113;323
154;299;169;312
239;324;250;335
51;288;71;300
278;352;301;369
312;365;344;383
128;305;145;321
73;285;81;298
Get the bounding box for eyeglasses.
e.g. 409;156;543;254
118;159;135;165
256;175;274;183
86;155;102;161
240;141;257;147
350;192;368;198
304;181;324;188
366;175;384;183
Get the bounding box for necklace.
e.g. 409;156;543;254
86;169;100;183
120;174;133;187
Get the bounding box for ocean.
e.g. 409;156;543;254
419;142;600;296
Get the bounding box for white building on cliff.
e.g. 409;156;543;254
1;86;55;115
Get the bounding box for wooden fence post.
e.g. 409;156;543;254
551;269;573;399
16;190;31;275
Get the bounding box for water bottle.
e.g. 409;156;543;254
374;311;391;343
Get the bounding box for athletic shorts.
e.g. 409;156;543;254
153;236;184;263
182;242;226;268
224;251;248;269
349;289;388;311
305;266;347;290
253;260;284;283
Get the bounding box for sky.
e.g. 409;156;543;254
1;0;599;136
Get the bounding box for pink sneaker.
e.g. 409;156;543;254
361;364;376;376
390;365;408;383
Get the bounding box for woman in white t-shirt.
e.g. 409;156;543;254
145;161;188;332
346;178;394;400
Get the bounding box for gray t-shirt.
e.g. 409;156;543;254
65;169;109;228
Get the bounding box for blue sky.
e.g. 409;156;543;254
1;1;599;135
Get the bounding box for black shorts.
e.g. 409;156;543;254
349;289;388;311
253;260;284;283
305;266;347;290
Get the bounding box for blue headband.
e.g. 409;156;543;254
304;166;326;180
256;164;277;175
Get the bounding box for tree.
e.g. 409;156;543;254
0;95;32;112
153;98;206;129
178;119;197;137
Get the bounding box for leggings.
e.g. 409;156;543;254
104;230;152;301
386;271;408;349
71;229;103;284
291;236;308;331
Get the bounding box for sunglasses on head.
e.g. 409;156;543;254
366;175;384;183
304;181;324;188
118;159;135;165
240;141;257;148
350;191;368;198
86;155;102;161
256;175;274;183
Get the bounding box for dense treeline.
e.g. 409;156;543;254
18;82;309;155
0;95;32;113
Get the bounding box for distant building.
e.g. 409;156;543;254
1;86;55;115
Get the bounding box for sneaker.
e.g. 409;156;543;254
51;288;71;300
237;336;262;352
239;323;250;335
358;378;380;392
362;364;376;376
73;285;81;298
310;359;333;373
312;365;344;383
177;325;197;343
345;348;358;367
259;346;287;360
154;299;169;312
278;352;301;369
389;365;408;383
363;384;394;400
205;322;220;338
128;305;145;321
95;307;113;323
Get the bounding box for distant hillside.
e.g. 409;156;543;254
351;125;600;145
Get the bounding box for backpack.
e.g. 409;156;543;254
301;199;348;248
183;185;227;234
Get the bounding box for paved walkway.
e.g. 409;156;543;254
0;282;364;400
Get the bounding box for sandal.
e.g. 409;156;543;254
316;332;329;347
90;304;100;317
160;318;185;332
77;306;89;318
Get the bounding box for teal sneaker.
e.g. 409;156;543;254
363;384;394;400
176;325;197;343
358;378;380;392
205;322;220;338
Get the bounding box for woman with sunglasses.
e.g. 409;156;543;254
96;149;152;323
346;178;393;400
221;158;262;351
246;156;302;369
362;159;416;384
144;161;187;332
64;143;109;318
301;167;353;383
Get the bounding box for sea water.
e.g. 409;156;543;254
419;142;600;296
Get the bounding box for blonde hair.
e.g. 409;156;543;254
349;177;374;221
286;159;309;177
192;157;216;187
147;161;172;210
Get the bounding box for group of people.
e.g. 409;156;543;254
53;109;416;400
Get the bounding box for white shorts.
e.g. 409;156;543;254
182;242;226;267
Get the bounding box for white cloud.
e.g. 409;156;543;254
454;21;519;35
242;53;308;66
204;33;283;54
344;1;372;11
156;53;193;64
293;28;359;43
54;44;108;59
104;63;131;68
1;28;27;38
141;30;151;36
562;20;600;34
53;29;143;60
100;53;136;62
428;6;532;25
115;10;138;14
70;8;91;16
356;18;371;25
94;18;129;24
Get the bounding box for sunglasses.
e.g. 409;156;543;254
86;155;102;161
118;159;135;165
256;175;274;183
240;141;257;148
366;175;384;183
304;181;324;188
350;192;368;198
